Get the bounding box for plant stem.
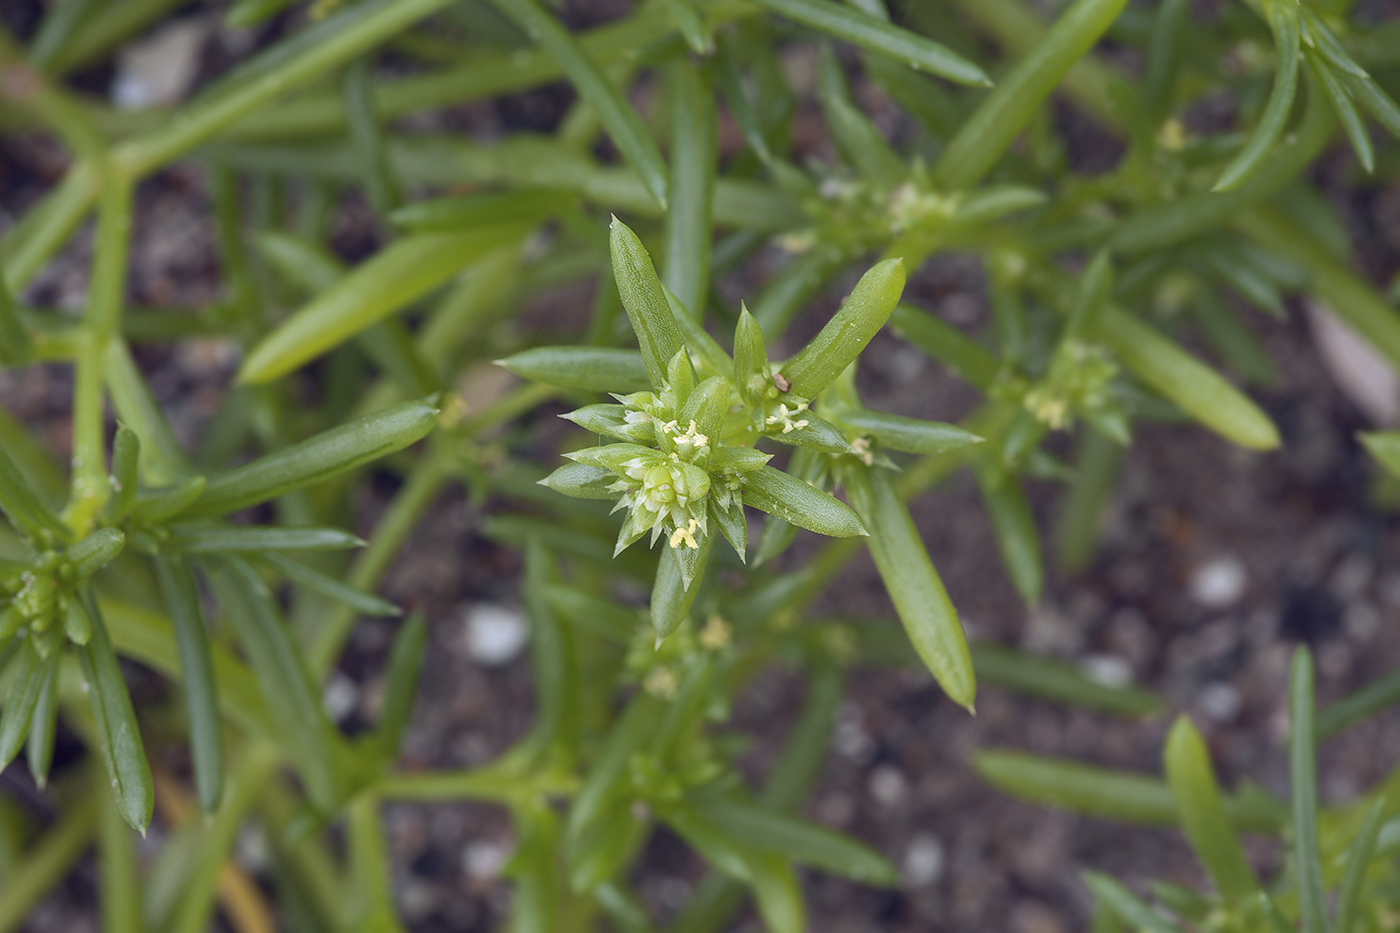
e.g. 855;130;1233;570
168;745;280;933
98;787;142;933
66;168;132;534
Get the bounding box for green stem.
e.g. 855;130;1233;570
98;787;142;933
168;745;280;933
256;774;346;933
65;169;132;534
345;793;407;931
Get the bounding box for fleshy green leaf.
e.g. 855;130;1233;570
1290;648;1327;933
0;444;69;542
689;793;899;886
1310;54;1375;174
1213;4;1300;192
974;466;1043;605
184;399;437;518
170;525;364;553
663;61;717;312
390;188;575;233
843;464;973;711
25;644;58;789
971;644;1162;716
1083;873;1180;933
779;258;905;399
539;463;625;501
890;304;1001;391
67;528;126;578
734;304;774;406
105;425;139;522
260;552;401;618
748;0;988;86
1064;250;1113;341
489;0;669;207
0;274;34;367
130;476;207;525
1163;716;1258;901
652;532;713;638
500;346;651;394
75;592;154;834
564;443;657;474
1336;797;1386;933
611;218;686;389
373;613;426;762
836;409;983;455
1101;310;1279;451
764;411;855;454
742;466;865;539
152;553;224;812
240;229;528;383
210;558;348;811
931;0;1129;190
1361;431;1400;480
0;640;46;771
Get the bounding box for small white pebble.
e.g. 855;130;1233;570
1198;682;1242;722
112;19;209;109
1079;654;1133;688
656;878;692;909
833;702;874;762
867;765;908;809
889;345;926;382
464;604;528;666
322;672;359;723
399;880;439;920
1190;556;1247;609
903;833;945;886
236;824;270;872
462;839;511;880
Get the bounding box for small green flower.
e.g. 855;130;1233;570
557;355;770;561
1023;340;1119;430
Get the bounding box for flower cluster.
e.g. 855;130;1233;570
553;351;770;563
0;530;123;652
1022;339;1119;430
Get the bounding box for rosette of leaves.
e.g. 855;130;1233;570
531;219;870;638
509;218;990;711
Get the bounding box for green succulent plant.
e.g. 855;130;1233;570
2;0;1400;929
